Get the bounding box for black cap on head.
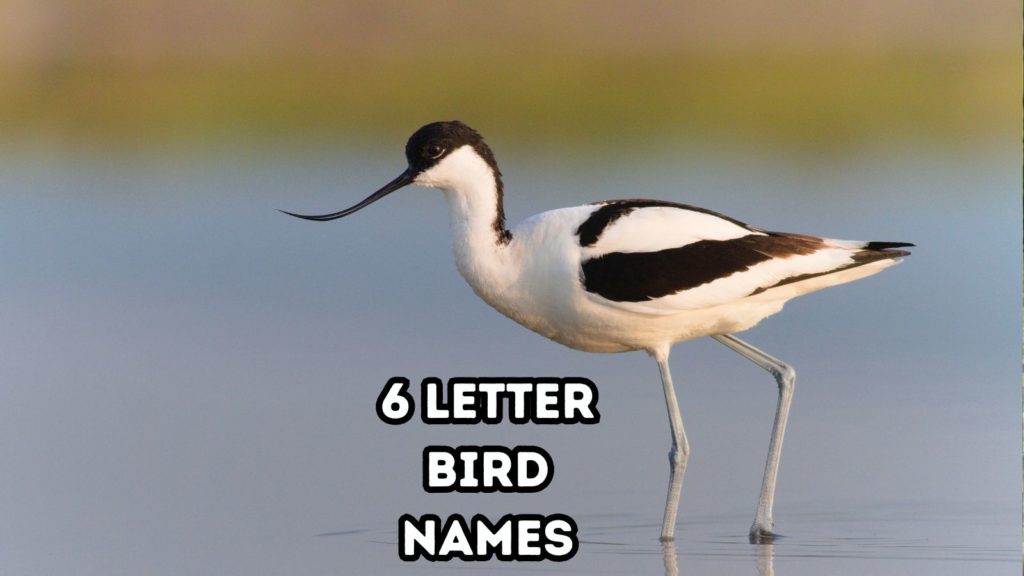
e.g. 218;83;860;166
404;120;509;243
405;121;501;178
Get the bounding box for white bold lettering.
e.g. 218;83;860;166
458;451;479;488
438;519;473;556
516;519;543;556
452;381;476;419
475;519;513;556
505;383;532;420
402;516;436;557
535;382;559;419
481;450;513;488
424;380;449;420
564;381;596;421
544;518;575;557
516;450;548;489
426;451;456;488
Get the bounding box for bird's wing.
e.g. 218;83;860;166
575;201;909;315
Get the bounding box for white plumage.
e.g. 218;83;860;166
283;121;912;543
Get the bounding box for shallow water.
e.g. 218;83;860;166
0;143;1018;575
325;500;1017;575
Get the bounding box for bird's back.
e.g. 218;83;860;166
484;200;910;352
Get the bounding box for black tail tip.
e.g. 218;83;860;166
865;241;915;250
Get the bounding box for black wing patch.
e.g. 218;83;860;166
575;199;754;247
581;233;826;302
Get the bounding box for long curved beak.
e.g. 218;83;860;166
280;168;416;222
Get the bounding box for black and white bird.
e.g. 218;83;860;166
283;121;912;543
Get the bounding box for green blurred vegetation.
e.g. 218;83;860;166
1;50;1015;150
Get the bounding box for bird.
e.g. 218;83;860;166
282;120;912;543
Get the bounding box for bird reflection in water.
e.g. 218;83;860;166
660;540;775;576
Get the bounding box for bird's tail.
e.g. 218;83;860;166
855;241;914;262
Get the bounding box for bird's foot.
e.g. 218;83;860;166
748;521;778;544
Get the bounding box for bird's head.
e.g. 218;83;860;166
281;120;501;222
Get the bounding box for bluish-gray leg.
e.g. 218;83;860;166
652;346;689;541
711;334;795;543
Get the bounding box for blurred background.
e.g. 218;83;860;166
0;0;1016;149
0;2;1020;576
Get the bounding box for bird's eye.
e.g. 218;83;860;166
426;144;445;159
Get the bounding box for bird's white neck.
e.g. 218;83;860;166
416;146;514;299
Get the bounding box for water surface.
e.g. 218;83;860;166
0;144;1018;575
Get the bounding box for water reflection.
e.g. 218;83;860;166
661;536;773;576
755;543;775;576
661;540;678;576
574;495;1019;576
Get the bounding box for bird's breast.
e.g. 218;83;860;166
454;211;635;352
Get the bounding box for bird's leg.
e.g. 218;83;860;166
710;334;795;544
661;540;679;576
653;347;689;541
